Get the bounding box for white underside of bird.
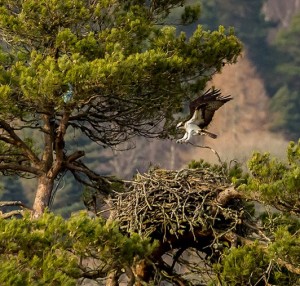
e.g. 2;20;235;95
176;109;217;143
176;89;231;143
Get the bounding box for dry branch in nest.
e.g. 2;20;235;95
106;166;260;285
109;167;249;247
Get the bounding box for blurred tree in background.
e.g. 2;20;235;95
274;12;300;90
188;0;279;89
186;0;300;140
270;13;300;139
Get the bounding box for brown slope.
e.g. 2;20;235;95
178;53;288;165
263;0;300;28
97;54;289;178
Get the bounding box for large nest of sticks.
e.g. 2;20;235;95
109;166;251;245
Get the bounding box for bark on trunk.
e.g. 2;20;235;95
105;270;118;286
32;175;54;218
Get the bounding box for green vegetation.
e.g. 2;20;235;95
211;140;300;285
189;0;300;139
0;211;155;285
0;0;242;217
0;1;299;285
240;139;300;215
0;141;299;285
270;13;300;139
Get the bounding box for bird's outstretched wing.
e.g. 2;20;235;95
189;89;232;128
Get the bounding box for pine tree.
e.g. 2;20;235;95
270;12;300;139
0;0;242;217
219;139;300;286
0;211;155;285
0;141;299;285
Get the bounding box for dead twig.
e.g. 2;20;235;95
0;200;31;209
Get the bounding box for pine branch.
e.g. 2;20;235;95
1;210;24;219
277;258;300;275
0;119;41;165
0;163;41;175
0;200;32;218
0;200;31;209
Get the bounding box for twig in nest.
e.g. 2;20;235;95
109;168;247;244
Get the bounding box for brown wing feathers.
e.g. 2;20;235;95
189;89;232;128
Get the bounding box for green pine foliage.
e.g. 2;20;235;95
0;0;242;119
270;12;300;139
275;12;300;88
0;0;242;215
180;4;201;25
239;140;300;215
188;158;247;184
214;243;268;286
0;142;299;285
0;211;155;285
213;140;300;286
1;1;299;284
215;237;300;285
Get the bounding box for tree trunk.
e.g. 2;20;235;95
32;175;54;218
105;270;118;286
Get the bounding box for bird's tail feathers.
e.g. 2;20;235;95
199;129;217;139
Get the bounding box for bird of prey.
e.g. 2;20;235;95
176;89;232;143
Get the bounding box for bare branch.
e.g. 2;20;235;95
67;150;85;163
1;210;24;219
0;119;41;165
0;200;32;209
277;258;300;275
0;200;32;218
187;141;223;166
67;160;121;195
0;163;41;175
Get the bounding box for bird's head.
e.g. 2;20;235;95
176;121;184;129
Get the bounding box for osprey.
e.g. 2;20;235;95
176;89;232;143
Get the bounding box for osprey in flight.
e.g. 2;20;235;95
176;89;232;143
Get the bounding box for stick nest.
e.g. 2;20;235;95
110;167;248;241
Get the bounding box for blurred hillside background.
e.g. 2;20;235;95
1;0;300;215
